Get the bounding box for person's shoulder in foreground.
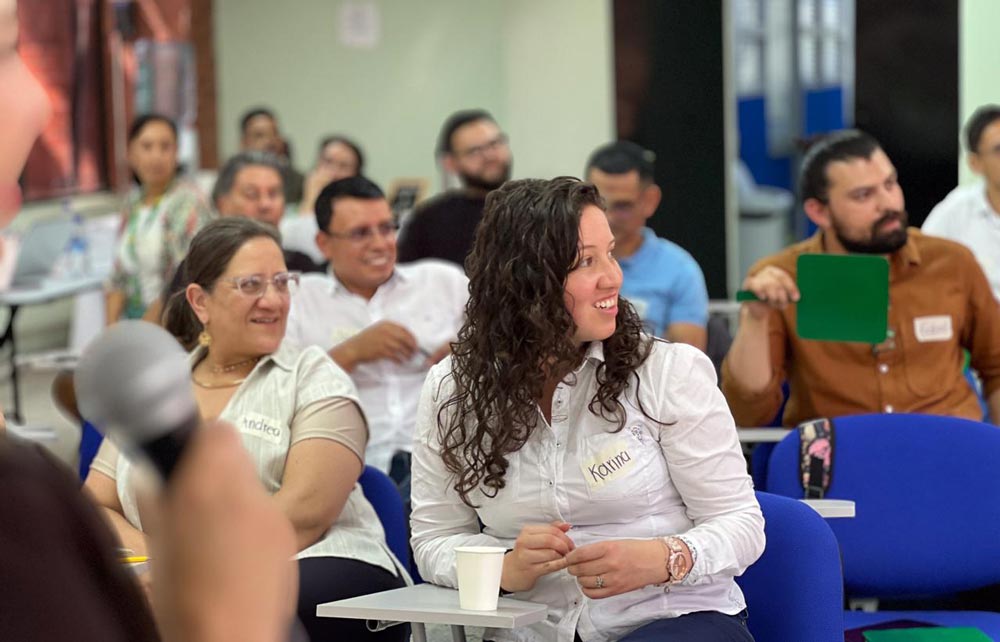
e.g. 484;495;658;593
0;436;159;641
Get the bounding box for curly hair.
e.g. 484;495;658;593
439;177;661;507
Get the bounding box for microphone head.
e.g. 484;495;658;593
75;321;196;445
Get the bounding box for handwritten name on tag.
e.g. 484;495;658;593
581;439;635;490
241;412;284;445
913;315;953;343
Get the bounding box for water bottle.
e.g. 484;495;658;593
63;201;91;278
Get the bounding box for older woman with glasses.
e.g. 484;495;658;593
84;217;409;642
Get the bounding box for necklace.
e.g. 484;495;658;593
209;356;260;374
192;374;248;389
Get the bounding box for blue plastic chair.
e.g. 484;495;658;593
766;413;1000;635
357;465;415;579
736;492;844;642
77;420;104;482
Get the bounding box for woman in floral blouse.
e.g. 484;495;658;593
106;113;212;322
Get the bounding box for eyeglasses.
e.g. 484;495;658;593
238;187;283;203
455;134;508;160
222;271;300;298
325;221;399;244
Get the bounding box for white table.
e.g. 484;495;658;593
801;498;856;518
317;583;548;642
0;275;104;421
708;300;742;316
737;428;792;443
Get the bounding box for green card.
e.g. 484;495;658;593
796;254;889;343
864;627;993;642
737;254;889;343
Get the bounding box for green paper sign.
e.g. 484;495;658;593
864;627;993;642
736;253;889;344
796;254;889;343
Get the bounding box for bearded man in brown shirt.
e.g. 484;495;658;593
723;129;1000;428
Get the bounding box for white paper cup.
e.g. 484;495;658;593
455;545;507;611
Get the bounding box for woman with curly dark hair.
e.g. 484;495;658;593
410;177;764;642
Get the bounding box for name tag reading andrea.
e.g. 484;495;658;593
241;412;284;445
581;439;635;490
913;315;953;343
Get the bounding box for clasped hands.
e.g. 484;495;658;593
338;320;450;367
499;521;670;599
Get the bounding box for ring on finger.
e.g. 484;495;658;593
595;575;605;589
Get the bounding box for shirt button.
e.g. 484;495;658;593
885;404;894;413
548;480;554;486
878;364;889;374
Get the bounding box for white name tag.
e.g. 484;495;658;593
580;438;636;490
240;412;284;444
913;315;953;343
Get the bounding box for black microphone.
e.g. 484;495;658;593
75;321;198;481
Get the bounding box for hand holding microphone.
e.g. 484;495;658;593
75;320;197;481
75;321;299;642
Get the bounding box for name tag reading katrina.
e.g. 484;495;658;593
581;439;636;490
913;315;953;343
241;412;284;445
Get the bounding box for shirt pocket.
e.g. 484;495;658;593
579;422;667;502
898;312;960;397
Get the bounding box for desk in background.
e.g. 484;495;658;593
0;275;104;422
737;428;792;443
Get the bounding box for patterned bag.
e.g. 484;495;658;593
798;417;834;499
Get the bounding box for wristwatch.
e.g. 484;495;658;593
662;536;691;583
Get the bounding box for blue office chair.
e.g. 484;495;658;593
766;413;1000;635
736;492;844;642
77;420;104;482
357;465;415;578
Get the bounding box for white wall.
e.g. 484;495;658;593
501;0;615;180
959;0;1000;185
214;0;614;194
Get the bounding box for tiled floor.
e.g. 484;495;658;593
2;363;486;642
2;365;81;469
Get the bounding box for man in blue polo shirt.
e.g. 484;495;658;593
586;141;709;350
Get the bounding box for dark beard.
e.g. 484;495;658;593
833;209;909;254
458;164;511;192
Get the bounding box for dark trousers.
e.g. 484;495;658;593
569;610;754;642
297;557;408;642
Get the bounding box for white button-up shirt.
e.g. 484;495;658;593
285;260;468;472
411;340;764;642
923;182;1000;300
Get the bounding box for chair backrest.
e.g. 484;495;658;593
737;492;844;642
357;465;410;570
766;413;1000;598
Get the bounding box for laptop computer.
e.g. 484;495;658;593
7;215;76;289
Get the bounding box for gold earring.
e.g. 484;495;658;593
198;330;212;347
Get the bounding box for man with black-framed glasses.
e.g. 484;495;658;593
397;109;512;268
286;176;468;496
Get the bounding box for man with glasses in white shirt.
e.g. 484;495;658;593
397;109;512;268
286;176;468;497
923;105;1000;301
